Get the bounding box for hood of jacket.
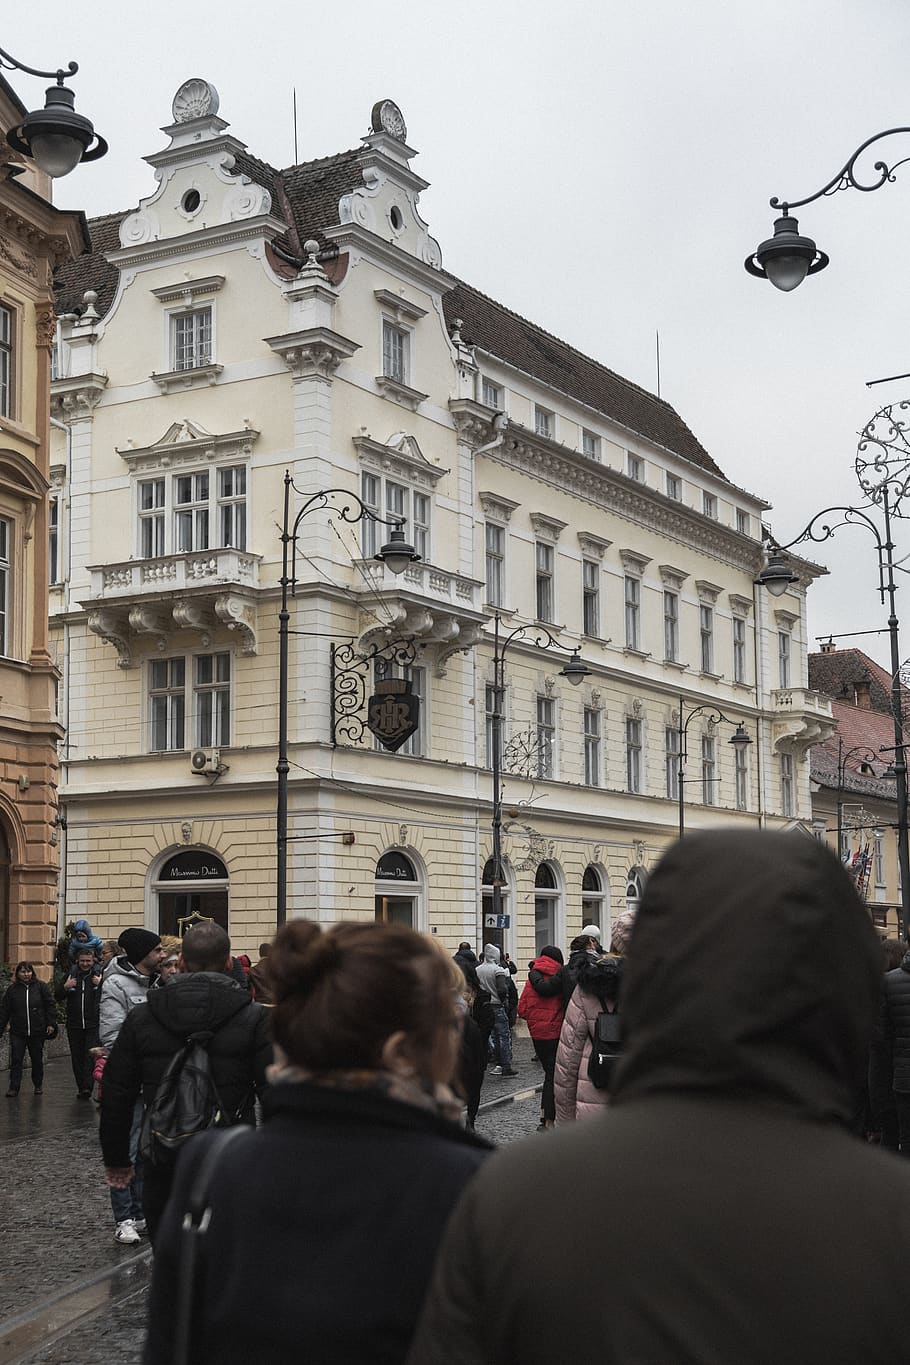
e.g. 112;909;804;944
74;917;93;936
145;971;252;1035
107;955;152;989
610;830;881;1126
530;954;561;978
482;944;501;965
576;954;624;1001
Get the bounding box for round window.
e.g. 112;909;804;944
181;188;201;214
389;205;403;230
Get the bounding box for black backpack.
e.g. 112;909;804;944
587;1009;623;1090
139;1027;234;1168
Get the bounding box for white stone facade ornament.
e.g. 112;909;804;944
119;209;160;248
223;181;272;221
172;79;220;124
371;100;407;142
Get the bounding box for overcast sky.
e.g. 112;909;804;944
7;0;910;669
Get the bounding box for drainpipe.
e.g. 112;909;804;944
473;412;508;457
50;413;72;937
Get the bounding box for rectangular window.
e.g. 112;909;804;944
536;542;554;622
138;468;247;558
735;744;748;811
139;478;166;558
481;378;501;408
700;604;714;673
485;523;505;606
484;684;498;769
584;707;601;786
149;653;231;752
175;471;210;552
0;516;9;655
411;491;430;561
360;473;430;561
217;466;247;550
781;752;794;817
382;320;409;384
626;717;642;793
627;453;644;483
665;725;679;800
624;575;640;650
361;472;380;557
534;405;554;439
703;491;718;520
779;631;791;688
536;695;555;779
49;498;59;586
733;617;747;684
736;508;750;536
702;735;716;805
874;831;886;887
171;307;212;371
0;304;13;418
666;473;681;501
582;429;600;460
194;653;231;747
663;590;678;662
582;559;600;636
149;657;186;751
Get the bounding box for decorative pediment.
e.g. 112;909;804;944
151;276;225;305
619;549;651;575
578;532;611;559
659;564;689;590
774;608;799;628
353;432;447;487
479;492;520;523
530;513;568;541
695;579;723;604
373;289;427;323
728;593;753;616
117;420;258;473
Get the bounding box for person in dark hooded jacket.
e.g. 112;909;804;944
407;830;910;1365
100;920;270;1242
879;942;910;1151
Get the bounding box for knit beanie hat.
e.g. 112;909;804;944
118;927;161;966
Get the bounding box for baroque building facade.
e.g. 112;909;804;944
49;81;832;961
0;75;86;965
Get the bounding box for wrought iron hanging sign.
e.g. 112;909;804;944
366;677;420;752
330;637;417;746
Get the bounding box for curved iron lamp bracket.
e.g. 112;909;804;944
770;127;910;214
330;637;417;746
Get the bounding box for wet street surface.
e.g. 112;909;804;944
1;1043;542;1362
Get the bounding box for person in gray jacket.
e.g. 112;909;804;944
99;927;163;1243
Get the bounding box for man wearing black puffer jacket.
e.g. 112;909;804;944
880;947;910;1152
100;921;271;1241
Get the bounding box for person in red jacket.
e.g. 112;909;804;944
517;947;565;1131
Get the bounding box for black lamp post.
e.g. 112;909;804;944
277;470;419;925
0;47;107;178
488;613;590;928
754;403;910;937
833;739;879;861
676;695;751;839
745;127;910;290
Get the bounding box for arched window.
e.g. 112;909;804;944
625;866;647;916
534;861;562;954
375;850;422;928
582;864;608;937
153;848;229;937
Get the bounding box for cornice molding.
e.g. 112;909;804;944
323;221;456;295
695;579;723;604
373;288;428;322
266;327;360;381
117;420;259;472
728;593;753;616
577;531;611;559
150;362;223;393
374;374;428;411
479;491;520;522
50;373;109;420
107;215;288;268
151;275;226;304
619;549;652;574
658;563;689;589
530;513;568;541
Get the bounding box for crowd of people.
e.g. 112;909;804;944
6;830;910;1362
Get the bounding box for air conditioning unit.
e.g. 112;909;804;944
190;747;221;775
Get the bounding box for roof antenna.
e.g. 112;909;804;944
293;87;298;165
655;329;661;399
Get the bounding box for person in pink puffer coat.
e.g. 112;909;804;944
554;953;624;1123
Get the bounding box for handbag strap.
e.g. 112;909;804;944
173;1125;249;1365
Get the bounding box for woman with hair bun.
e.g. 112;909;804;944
144;920;492;1365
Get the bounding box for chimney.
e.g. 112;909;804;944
854;679;871;709
819;638;836;654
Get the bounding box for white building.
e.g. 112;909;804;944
49;81;832;959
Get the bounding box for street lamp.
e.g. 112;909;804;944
277;470;419;925
0;48;107;178
754;403;910;937
833;739;879;862
744;127;910;290
488;612;590;929
676;695;751;839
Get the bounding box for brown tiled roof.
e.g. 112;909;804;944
442;283;727;480
811;697;897;798
277;148;363;250
808;648;894;716
54;210;124;317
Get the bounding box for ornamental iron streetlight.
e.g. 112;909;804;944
833;739;881;862
488;614;590;930
277;471;419;925
0;47;107;178
745;127;910;290
676;695;751;839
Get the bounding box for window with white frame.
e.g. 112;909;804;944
582;865;605;927
582;429;601;460
582;559;600;636
361;472;430;561
536;542;554;622
736;508;750;536
534;405;554;439
700;604;714;673
664;590;679;662
481;377;501;408
148;652;231;752
0;516;9;655
703;491;718;520
536;695;555;778
665;725;679;800
780;751;794;816
0;304;14;417
382;320;409;384
666;473;681;501
624;576;641;650
733;617;747;684
874;830;886;888
485;523;505;607
534;863;561;954
626;716;642;793
484;684;498;769
171;307;212;371
701;735;716;805
49;498;59;585
735;744;749;811
138;466;247;558
778;631;791;688
627;452;644;483
584;707;601;786
374;658;426;757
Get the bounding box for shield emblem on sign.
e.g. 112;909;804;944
366;678;420;752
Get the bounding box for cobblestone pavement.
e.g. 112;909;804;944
2;1036;543;1363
